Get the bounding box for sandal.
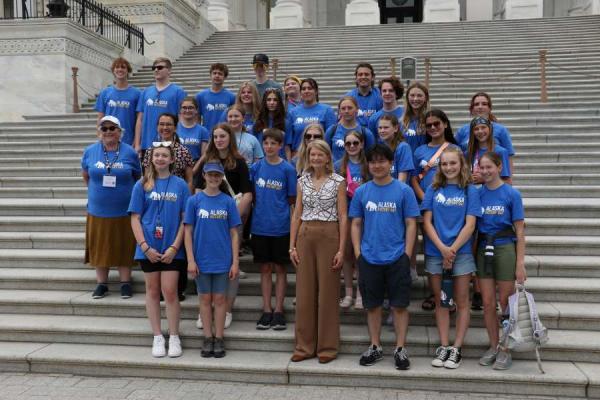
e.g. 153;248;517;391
422;294;436;311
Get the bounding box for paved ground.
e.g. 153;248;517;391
0;372;582;400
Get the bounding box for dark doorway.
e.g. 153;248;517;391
378;0;423;23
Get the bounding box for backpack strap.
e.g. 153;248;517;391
523;286;546;374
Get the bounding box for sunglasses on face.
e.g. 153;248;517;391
426;121;442;129
345;141;360;148
305;134;322;140
151;65;167;71
99;126;119;132
152;141;173;148
181;106;196;111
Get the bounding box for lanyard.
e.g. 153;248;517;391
103;143;120;175
155;175;172;226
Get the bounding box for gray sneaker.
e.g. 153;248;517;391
493;349;512;370
479;347;498;366
213;337;226;358
201;336;214;358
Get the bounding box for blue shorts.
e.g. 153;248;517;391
195;272;229;295
425;253;476;277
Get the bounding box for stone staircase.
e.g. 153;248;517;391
1;14;600;398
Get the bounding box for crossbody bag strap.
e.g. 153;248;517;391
418;142;450;181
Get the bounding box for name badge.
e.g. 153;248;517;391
102;175;116;188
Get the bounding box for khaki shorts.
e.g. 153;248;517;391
476;243;516;281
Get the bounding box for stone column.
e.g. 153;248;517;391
504;0;543;19
466;0;493;20
207;0;232;31
270;0;304;29
568;0;600;15
423;0;460;22
345;0;379;25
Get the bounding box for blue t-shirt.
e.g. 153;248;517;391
286;103;337;151
218;111;256;134
250;159;297;236
195;88;236;133
235;132;264;166
95;85;141;145
253;117;290;159
128;175;189;260
349;179;420;265
345;87;383;127
389;141;415;178
137;84;187;149
367;106;404;135
455;121;515;156
324;124;376;163
468;145;511;178
334;159;365;186
81;141;141;218
177;122;209;161
184;191;242;274
412;143;458;193
402;118;428;154
421;184;482;257
478;184;524;246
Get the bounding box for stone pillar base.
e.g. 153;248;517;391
505;0;543;19
345;0;380;26
270;1;304;29
424;0;460;22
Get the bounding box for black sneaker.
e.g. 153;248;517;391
201;336;214;358
444;346;462;369
120;282;133;299
431;345;450;367
213;337;226;358
471;292;482;310
359;344;383;366
92;284;108;299
394;347;410;370
271;312;287;331
178;293;186;302
256;312;273;330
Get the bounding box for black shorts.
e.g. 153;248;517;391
138;258;186;273
358;253;411;309
251;234;290;265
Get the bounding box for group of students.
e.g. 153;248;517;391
86;54;526;370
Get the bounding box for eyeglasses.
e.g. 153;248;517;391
305;134;322;140
151;65;167;71
99;126;119;132
152;141;173;148
425;121;442;129
345;141;360;148
181;106;196;111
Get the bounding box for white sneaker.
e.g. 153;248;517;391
238;270;247;279
225;312;233;329
196;314;203;329
410;266;419;281
168;335;182;358
339;295;353;308
152;335;166;358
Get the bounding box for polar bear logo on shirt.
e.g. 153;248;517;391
108;100;117;108
365;201;378;211
94;161;106;169
357;109;364;117
335;139;345;148
435;193;447;204
146;98;154;106
256;178;266;188
206;104;215;111
149;191;161;201
295;117;304;124
199;209;209;219
405;129;416;137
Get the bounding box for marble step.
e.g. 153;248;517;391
0;313;597;363
0;232;84;250
0;166;81;177
0;187;86;198
0;269;597;303
0;157;81;167
0;341;594;398
525;218;600;236
0;177;83;187
0;199;85;216
516;186;600;198
0;289;597;331
0;216;85;232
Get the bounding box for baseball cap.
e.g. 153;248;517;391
203;162;225;175
252;53;269;65
98;115;122;129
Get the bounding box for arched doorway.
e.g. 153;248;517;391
378;0;423;23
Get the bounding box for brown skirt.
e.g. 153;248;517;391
85;214;136;268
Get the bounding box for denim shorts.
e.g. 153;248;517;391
425;253;477;277
195;272;229;295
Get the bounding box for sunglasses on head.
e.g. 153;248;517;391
99;125;119;132
152;141;173;148
426;120;442;129
151;65;167;71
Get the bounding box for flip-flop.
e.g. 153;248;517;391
421;294;435;311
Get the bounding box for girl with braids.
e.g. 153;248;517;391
377;114;414;183
254;88;290;159
421;147;481;369
334;130;369;310
401;81;430;154
466;116;512;184
129;143;190;358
